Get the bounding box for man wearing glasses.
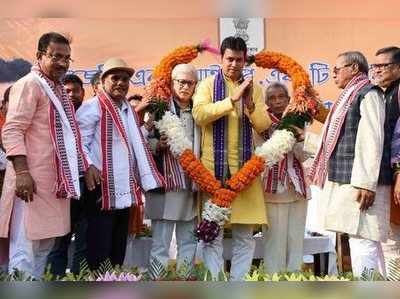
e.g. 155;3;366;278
372;47;400;273
0;32;87;279
144;64;198;279
309;51;387;278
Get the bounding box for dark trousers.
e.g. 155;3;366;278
85;186;130;271
47;180;88;276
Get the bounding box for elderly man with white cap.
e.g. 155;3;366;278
76;58;164;270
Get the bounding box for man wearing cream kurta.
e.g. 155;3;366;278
144;64;198;278
192;37;271;281
309;51;388;278
258;82;310;275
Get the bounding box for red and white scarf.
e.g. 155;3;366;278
308;73;370;188
32;65;88;199
262;111;308;198
162;100;191;191
163;150;187;191
97;91;164;210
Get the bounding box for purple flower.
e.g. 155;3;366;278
196;220;220;243
96;271;142;282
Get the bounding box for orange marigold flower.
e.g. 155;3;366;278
212;188;237;207
145;45;201;104
253;51;320;115
178;149;221;195
226;156;265;192
153;45;200;83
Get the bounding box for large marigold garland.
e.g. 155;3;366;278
156;113;296;242
147;44;327;243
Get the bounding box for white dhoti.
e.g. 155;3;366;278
149;218;197;278
202;224;255;281
263;199;308;274
349;237;386;278
8;199;55;279
322;182;391;242
321;182;390;278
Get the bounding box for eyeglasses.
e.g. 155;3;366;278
173;79;196;88
41;52;74;63
370;62;398;71
332;63;352;74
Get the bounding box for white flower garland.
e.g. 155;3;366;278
255;129;297;166
155;111;191;156
202;200;231;226
156;113;298;227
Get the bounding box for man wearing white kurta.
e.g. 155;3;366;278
309;51;388;278
143;64;198;278
257;82;310;274
76;58;164;270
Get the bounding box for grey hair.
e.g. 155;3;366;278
338;51;369;74
265;82;290;99
171;64;198;81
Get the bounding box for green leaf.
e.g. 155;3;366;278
277;112;312;134
360;268;385;281
41;264;55;281
147;100;169;121
149;258;167;280
176;259;193;280
388;258;400;281
217;269;228;282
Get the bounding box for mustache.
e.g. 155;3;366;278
56;66;68;72
113;89;128;94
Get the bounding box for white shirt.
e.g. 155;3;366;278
76;96;137;208
77;96;136;169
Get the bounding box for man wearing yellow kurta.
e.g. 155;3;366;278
192;37;271;281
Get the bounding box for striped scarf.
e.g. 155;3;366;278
213;69;253;182
98;91;164;210
32;65;88;199
262;111;308;198
162;100;190;191
163;150;186;191
308;73;370;188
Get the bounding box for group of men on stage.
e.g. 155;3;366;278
0;31;399;280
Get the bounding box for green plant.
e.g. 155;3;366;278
3;258;398;282
245;264;353;281
148;258;167;280
135;224;152;238
387;258;400;281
